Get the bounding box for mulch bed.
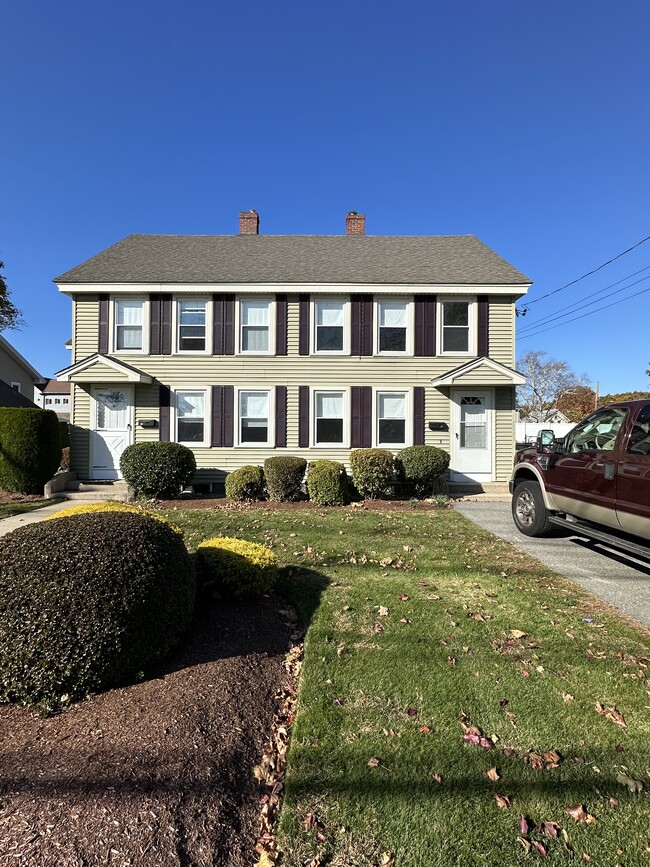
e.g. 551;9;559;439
156;496;442;511
0;597;291;867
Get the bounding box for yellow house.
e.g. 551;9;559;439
56;211;529;491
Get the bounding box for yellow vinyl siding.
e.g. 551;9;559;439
74;295;100;361
70;385;91;474
494;386;516;481
488;297;516;366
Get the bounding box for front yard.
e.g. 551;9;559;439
163;503;650;867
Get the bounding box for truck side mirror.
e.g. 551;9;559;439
536;429;555;453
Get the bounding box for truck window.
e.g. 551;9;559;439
567;407;628;453
628;405;650;455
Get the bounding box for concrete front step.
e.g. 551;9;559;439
446;481;511;502
59;482;131;502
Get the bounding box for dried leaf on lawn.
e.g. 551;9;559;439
495;794;511;809
483;767;500;782
519;814;531;835
615;771;643;793
367;757;381;768
517;836;532;854
565;804;596;823
531;840;547;856
510;629;527;639
541;821;560;839
378;606;390;617
595;702;627;727
379;854;396;867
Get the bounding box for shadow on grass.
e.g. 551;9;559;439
276;565;331;630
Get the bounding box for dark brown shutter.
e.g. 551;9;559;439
414;295;437;357
298;385;309;447
413;386;425;446
276;294;288;356
98;294;109;354
351;386;372;448
150;294;161;354
477;296;489;357
161;297;172;355
213;294;235;356
159;384;171;441
211;385;235;447
275;385;287;447
299;294;310;356
351;294;373;356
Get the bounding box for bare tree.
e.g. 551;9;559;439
517;350;589;422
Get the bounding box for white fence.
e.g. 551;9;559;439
516;422;575;445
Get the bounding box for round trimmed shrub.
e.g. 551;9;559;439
197;537;278;599
43;501;184;536
395;445;451;498
0;512;195;709
225;465;266;502
120;441;196;498
307;460;349;506
0;407;62;494
264;456;307;502
349;448;395;499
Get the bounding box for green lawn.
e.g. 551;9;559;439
0;498;63;519
162;504;650;867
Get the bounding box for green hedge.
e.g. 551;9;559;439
349;448;395;499
395;445;450;498
197;537;278;599
120;441;196;498
225;465;266;502
0;407;62;494
264;456;306;502
307;460;349;506
0;512;195;710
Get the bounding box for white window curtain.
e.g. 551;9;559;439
177;392;204;418
241;300;270;351
240;392;268;418
379;394;405;419
317;302;344;326
317;393;343;418
380;302;407;327
116;300;143;350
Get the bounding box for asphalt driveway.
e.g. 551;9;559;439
454;500;650;631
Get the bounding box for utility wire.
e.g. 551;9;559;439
518;269;650;335
520;233;650;310
519;282;650;340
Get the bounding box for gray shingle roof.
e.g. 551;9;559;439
55;234;531;285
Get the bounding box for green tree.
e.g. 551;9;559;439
0;261;22;331
598;390;650;407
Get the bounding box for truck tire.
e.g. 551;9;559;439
512;480;552;537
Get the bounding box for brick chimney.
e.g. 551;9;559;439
239;210;260;235
345;211;365;235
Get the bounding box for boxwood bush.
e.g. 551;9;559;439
307;460;349;506
264;456;306;502
197;537;278;599
0;512;195;709
395;445;451;498
0;407;62;494
349;448;395;499
225;465;266;502
43;501;184;536
120;441;196;498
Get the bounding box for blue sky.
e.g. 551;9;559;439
2;0;649;394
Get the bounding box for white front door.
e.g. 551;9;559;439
451;390;493;483
90;387;133;480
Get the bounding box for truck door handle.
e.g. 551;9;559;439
601;462;616;480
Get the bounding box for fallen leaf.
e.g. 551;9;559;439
432;772;442;784
495;794;511;809
563;693;574;702
595;702;627;727
379;854;395;867
531;840;547;856
399;617;410;624
519;814;531;835
582;854;591;862
419;726;430;734
517;836;532;854
528;751;545;771
406;707;418;717
541;821;560;839
510;629;527;639
336;645;346;657
254;852;277;867
399;593;409;600
378;606;390;617
542;749;561;769
367;757;381;768
304;812;318;831
483;767;500;782
565;804;588;822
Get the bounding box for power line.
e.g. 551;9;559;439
518;268;650;335
518;282;650;341
520;233;650;311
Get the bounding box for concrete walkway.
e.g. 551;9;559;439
0;500;103;537
454;500;650;631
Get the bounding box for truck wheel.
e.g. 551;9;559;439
512;480;552;537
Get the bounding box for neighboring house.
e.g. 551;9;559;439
0;334;43;405
36;379;71;420
518;409;570;424
55;211;530;487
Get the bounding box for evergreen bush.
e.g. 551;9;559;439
349;448;395;499
197;537;278;599
120;441;196;498
307;460;349;506
0;512;195;709
44;501;183;535
263;456;306;502
395;445;450;498
225;465;266;502
0;407;62;494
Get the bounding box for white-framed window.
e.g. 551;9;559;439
237;388;274;446
54;398;61;405
375;390;410;447
239;298;274;354
176;298;209;352
313;298;349;354
439;297;475;355
175;389;208;446
10;381;21;393
114;298;146;352
376;298;412;354
45;396;52;405
313;389;348;447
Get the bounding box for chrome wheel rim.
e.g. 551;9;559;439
515;489;536;527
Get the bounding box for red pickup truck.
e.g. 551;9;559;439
510;399;650;554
